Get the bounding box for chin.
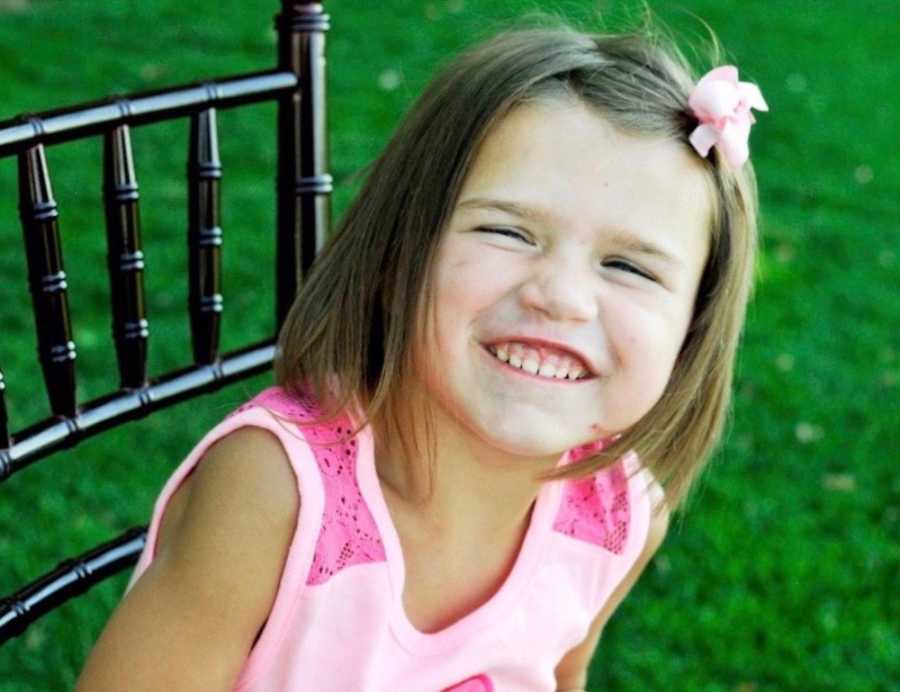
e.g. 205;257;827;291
479;424;584;459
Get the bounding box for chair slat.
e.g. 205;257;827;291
0;527;146;643
103;124;149;389
0;70;297;157
188;108;223;365
275;1;332;325
1;340;275;483
18;144;77;418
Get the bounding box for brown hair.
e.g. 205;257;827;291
273;16;759;519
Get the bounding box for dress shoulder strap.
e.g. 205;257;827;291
550;446;658;612
245;386;387;586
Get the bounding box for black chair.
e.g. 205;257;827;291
0;0;331;645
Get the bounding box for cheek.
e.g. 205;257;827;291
432;254;511;334
611;306;684;394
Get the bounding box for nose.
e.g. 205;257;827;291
518;256;598;323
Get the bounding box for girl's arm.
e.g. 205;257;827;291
553;494;670;690
75;427;300;692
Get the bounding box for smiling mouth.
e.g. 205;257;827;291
482;344;594;383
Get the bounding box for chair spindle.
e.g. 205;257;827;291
18;140;78;418
103;121;149;390
187;106;223;366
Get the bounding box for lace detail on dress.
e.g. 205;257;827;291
552;450;630;554
230;387;386;586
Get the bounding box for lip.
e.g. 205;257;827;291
481;336;598;376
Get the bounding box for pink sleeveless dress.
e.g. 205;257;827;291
127;385;659;691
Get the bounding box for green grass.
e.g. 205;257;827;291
0;0;897;690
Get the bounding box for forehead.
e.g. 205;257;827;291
458;101;713;255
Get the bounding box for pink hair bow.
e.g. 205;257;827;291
688;65;768;168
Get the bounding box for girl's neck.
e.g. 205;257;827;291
372;407;558;544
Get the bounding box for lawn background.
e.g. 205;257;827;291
0;0;897;690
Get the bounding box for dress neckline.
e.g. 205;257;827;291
353;424;564;656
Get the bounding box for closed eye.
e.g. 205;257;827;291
604;259;657;282
477;226;533;244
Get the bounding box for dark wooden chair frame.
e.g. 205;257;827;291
0;0;331;645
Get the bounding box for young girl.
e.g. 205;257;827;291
77;17;765;692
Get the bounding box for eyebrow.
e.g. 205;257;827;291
456;197;683;267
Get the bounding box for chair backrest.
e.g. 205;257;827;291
0;0;331;645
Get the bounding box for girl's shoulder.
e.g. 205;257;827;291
157;385;315;556
158;422;301;612
156;424;301;562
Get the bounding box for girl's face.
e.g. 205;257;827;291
413;101;712;459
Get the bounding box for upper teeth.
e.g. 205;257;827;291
488;342;588;381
